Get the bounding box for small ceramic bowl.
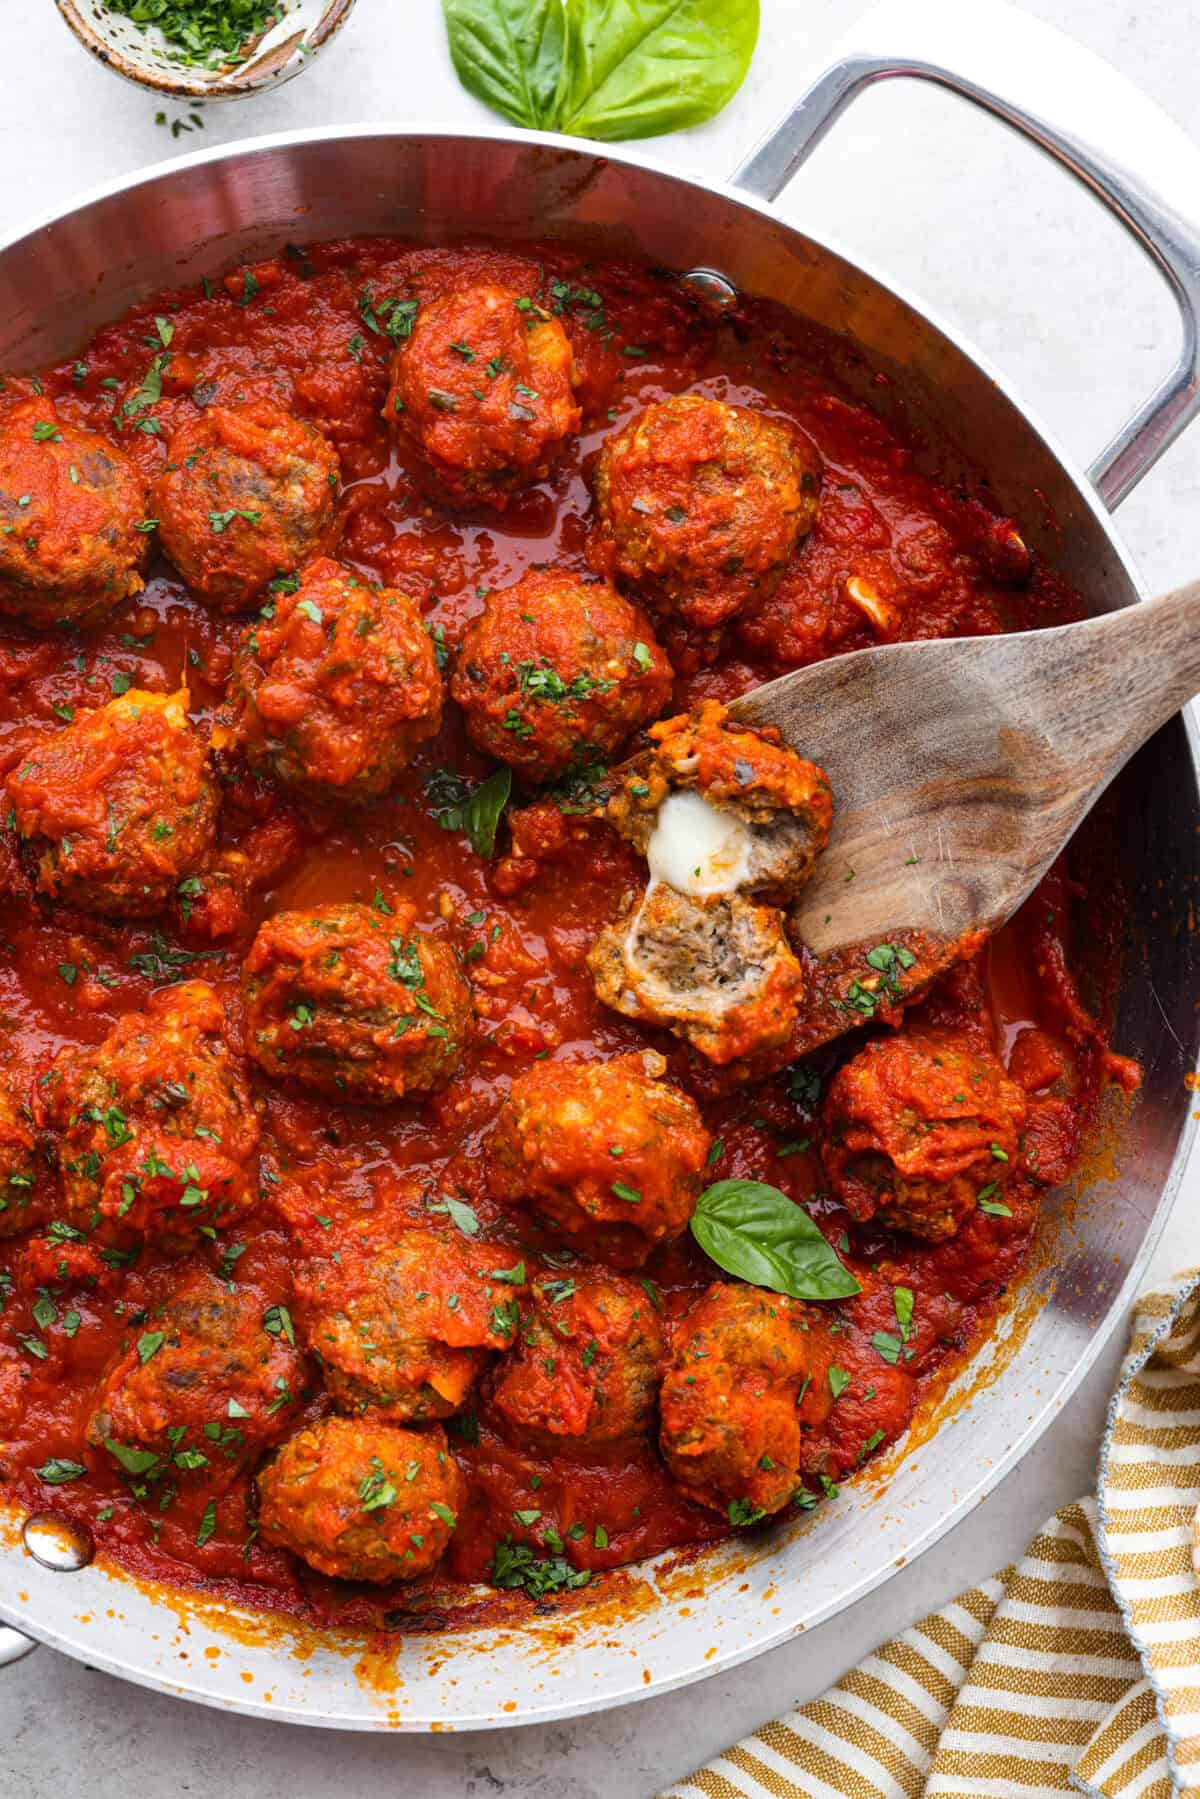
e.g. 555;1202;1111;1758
55;0;358;102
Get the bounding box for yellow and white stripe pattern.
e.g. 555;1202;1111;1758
663;1271;1200;1799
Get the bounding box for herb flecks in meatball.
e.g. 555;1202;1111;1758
488;1051;711;1267
38;981;260;1248
589;883;805;1065
0;398;149;628
660;1283;814;1520
88;1271;308;1483
822;1030;1028;1241
589;393;821;628
5;687;218;918
0;1078;39;1240
451;569;672;783
295;1228;527;1421
227;556;443;802
490;1269;663;1444
257;1415;464;1583
151;401;340;612
242;901;471;1103
385;283;580;509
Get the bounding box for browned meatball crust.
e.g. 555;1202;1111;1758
659;1283;819;1519
227;555;443;802
295;1228;526;1421
822;1031;1027;1241
88;1271;308;1483
385;282;580;509
242;902;471;1102
588;393;821;628
488;1050;711;1267
36;981;260;1248
5;688;218;918
0;397;148;628
257;1415;464;1582
151;400;339;612
451;569;672;783
489;1270;663;1444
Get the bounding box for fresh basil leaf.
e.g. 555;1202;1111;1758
442;0;567;131
557;0;760;142
464;767;512;859
691;1179;860;1302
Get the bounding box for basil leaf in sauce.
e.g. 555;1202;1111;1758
557;0;760;142
690;1180;860;1302
441;0;567;131
464;768;512;860
441;0;759;142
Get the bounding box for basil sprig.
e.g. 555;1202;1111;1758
442;0;760;142
690;1180;861;1302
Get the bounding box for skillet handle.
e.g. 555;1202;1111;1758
731;0;1200;511
0;1622;37;1667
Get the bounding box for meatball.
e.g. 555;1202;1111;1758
589;883;805;1065
257;1415;464;1583
490;1270;663;1444
0;1077;39;1240
227;556;443;803
609;701;833;903
588;393;822;628
295;1228;526;1421
659;1283;815;1519
0;397;148;628
38;981;260;1247
450;569;672;783
5;687;218;918
822;1031;1028;1241
242;902;471;1102
88;1272;308;1481
488;1051;711;1267
385;283;580;509
150;401;339;612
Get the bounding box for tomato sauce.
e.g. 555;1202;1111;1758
0;238;1123;1631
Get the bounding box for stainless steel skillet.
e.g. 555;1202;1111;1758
1;0;1199;1731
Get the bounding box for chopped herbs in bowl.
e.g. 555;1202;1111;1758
54;0;358;98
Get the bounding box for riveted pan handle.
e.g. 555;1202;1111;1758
732;0;1200;511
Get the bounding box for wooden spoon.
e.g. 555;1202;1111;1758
727;580;1200;1043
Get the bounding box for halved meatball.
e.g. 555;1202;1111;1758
450;569;672;783
151;401;339;612
588;394;821;628
38;980;260;1248
242;902;470;1102
489;1269;663;1444
227;556;443;803
88;1271;308;1483
385;283;580;509
0;397;148;628
295;1228;526;1421
608;701;833;903
488;1050;711;1267
257;1415;464;1583
659;1283;815;1519
0;1077;39;1240
589;884;805;1065
822;1031;1028;1241
5;687;218;918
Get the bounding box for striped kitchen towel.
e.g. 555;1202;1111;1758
663;1270;1200;1799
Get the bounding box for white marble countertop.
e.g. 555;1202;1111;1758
1;1;1198;1792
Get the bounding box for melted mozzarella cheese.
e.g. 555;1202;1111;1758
645;789;752;897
